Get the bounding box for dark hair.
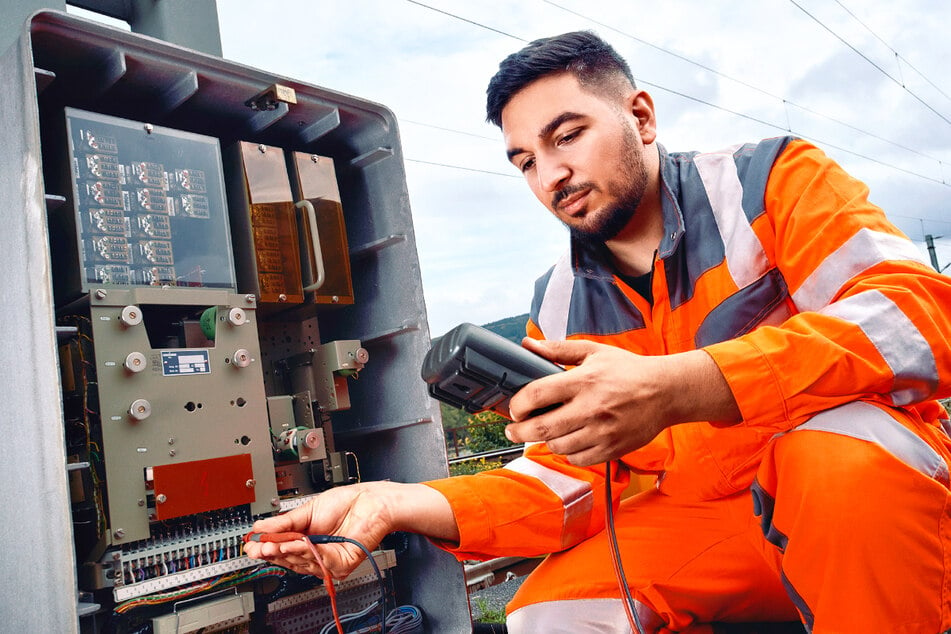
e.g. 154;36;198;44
485;31;636;127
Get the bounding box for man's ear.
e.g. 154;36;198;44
630;90;657;145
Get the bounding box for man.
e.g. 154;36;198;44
244;32;951;632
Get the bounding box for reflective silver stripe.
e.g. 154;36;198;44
694;145;770;288
505;456;593;548
793;228;928;311
507;597;662;633
821;290;939;405
793;401;949;486
537;251;573;341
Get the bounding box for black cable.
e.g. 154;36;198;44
308;535;388;634
605;461;646;634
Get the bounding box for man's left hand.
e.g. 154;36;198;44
504;338;741;466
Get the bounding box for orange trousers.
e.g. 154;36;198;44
506;403;951;633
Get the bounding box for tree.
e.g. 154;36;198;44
465;410;516;453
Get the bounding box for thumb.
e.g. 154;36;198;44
521;337;601;367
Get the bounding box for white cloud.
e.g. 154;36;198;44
216;0;951;336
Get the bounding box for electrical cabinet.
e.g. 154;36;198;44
0;10;469;633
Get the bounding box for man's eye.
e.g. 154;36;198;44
520;158;535;173
557;131;578;146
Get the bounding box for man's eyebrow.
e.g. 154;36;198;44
506;111;586;162
539;111;585;141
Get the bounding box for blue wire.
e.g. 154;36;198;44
308;534;388;634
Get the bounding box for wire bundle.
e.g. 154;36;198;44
317;603;423;634
114;564;285;614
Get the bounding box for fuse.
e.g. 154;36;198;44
131;162;167;188
88;208;128;235
136;214;172;239
84;153;120;180
175;168;206;193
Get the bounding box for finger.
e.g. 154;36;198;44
509;374;565;423
521;337;601;367
543;426;597;460
505;406;581;443
250;504;309;534
561;447;607;468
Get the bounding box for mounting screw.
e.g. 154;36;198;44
169;449;176;457
258;144;266;153
278;293;287;303
114;528;125;539
95;289;107;300
156;494;167;504
311;155;319;163
270;498;280;507
144;124;153;134
137;499;145;507
245;294;256;304
332;295;340;303
168;437;175;445
246;479;256;489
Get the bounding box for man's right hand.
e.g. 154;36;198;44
242;481;459;579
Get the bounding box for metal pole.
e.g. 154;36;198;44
925;234;941;273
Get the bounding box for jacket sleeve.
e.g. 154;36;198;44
705;139;951;430
424;442;629;560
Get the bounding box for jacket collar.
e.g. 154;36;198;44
569;143;685;278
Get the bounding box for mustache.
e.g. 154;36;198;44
551;182;596;209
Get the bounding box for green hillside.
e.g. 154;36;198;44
481;313;529;344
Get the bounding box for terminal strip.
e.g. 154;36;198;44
112;521;254;601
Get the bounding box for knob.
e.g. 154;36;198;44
228;307;247;326
302;430;322;450
119;305;142;327
124;352;147;373
129;399;152;421
232;349;251;368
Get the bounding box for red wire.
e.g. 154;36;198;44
303;537;344;634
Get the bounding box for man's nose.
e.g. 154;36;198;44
536;157;570;193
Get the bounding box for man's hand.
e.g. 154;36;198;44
504;339;741;466
242;482;458;579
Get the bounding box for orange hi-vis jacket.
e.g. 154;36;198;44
425;137;951;562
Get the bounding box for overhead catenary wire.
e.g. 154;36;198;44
544;0;948;167
400;0;950;190
833;0;951;104
789;0;951;127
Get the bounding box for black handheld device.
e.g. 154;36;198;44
420;322;563;419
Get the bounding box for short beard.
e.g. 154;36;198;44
568;123;647;244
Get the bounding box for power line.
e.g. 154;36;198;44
405;157;519;178
400;0;949;188
543;0;946;166
833;0;951;104
402;119;500;143
404;0;524;42
789;0;951;127
641;80;947;186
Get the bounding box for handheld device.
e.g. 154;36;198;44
420;322;563;419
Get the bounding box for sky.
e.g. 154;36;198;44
75;0;951;338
